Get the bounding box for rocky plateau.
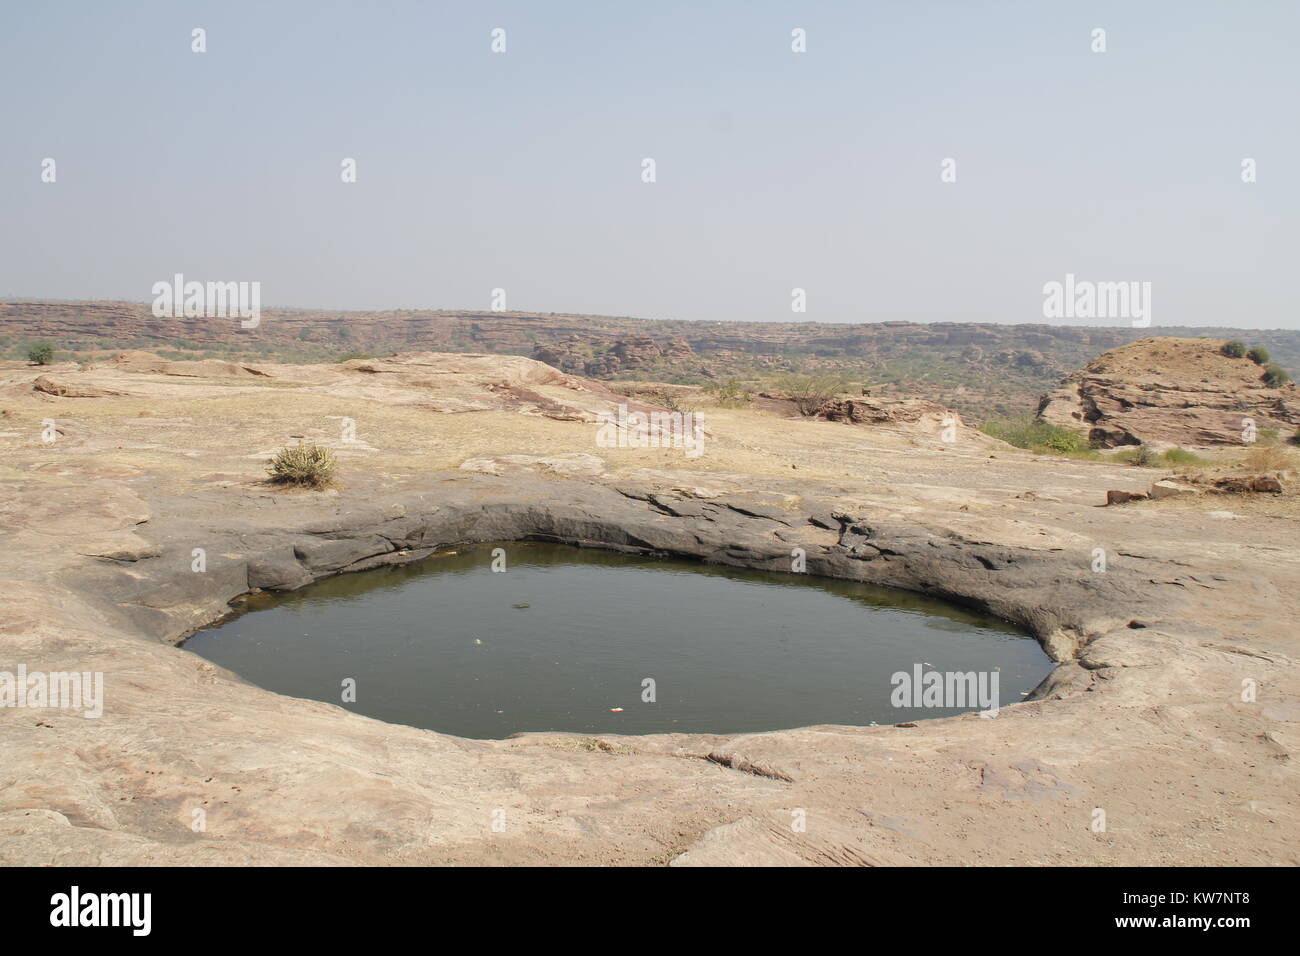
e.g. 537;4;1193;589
0;347;1295;866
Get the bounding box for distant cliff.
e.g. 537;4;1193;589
3;300;1297;422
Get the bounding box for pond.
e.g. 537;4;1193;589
184;542;1053;739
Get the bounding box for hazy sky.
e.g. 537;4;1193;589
2;1;1296;328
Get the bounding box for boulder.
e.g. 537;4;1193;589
1149;479;1199;500
1106;489;1149;505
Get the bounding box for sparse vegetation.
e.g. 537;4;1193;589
27;342;55;365
647;387;701;414
1115;445;1161;467
1261;363;1291;387
1240;443;1299;473
1246;345;1270;365
1222;339;1247;358
703;377;753;408
266;441;337;489
1161;447;1207;467
979;416;1090;454
775;372;850;416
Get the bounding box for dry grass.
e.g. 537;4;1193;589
1239;444;1300;474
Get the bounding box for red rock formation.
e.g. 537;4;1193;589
1038;337;1299;447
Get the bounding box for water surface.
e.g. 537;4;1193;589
185;542;1052;738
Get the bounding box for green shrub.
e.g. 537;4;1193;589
1262;364;1291;387
1247;345;1270;365
1161;447;1205;466
704;377;753;408
27;342;55;365
1116;445;1160;467
980;417;1088;454
266;441;337;488
1222;339;1246;358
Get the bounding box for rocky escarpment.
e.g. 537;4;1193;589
1038;336;1300;447
10;299;1300;423
533;336;693;377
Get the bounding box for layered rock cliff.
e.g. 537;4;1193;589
1037;337;1299;447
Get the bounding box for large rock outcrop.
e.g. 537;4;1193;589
1037;337;1299;447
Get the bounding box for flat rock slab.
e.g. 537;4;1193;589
0;352;1296;867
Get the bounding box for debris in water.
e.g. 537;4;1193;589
609;707;624;713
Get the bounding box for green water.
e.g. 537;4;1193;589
185;542;1052;739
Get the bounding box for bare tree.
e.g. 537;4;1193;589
775;373;849;416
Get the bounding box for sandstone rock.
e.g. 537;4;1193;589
610;337;663;366
459;453;607;477
1106;489;1149;505
1149;479;1199;500
1038;337;1299;447
532;344;584;373
816;396;958;431
583;353;621;377
1;339;1296;870
32;376;126;398
74;532;162;561
1210;475;1284;494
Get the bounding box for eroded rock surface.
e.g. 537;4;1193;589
0;351;1296;867
1038;337;1299;447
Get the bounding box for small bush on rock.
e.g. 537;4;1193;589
1262;363;1291;387
1116;444;1160;467
27;343;55;365
1222;340;1246;358
1247;345;1270;365
267;441;337;488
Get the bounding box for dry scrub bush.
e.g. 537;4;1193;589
267;441;337;488
776;373;849;416
1240;444;1299;474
